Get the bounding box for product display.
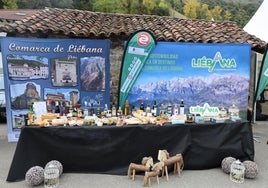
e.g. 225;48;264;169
26;99;245;127
25;166;44;186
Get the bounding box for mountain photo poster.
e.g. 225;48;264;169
127;42;251;115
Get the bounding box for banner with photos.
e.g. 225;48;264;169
1;37;110;142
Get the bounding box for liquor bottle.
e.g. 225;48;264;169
27;103;35;125
145;104;151;116
179;99;184;115
89;103;94;116
103;104;108;117
151;100;158;117
167;102;172;117
83;101;89;117
96;101;101;118
140;100;145;111
54;101;61;114
173;104;179;116
124;100;130;116
117;106;123;117
111;103;117;117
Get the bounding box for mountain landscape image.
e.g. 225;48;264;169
80;56;106;91
128;73;249;111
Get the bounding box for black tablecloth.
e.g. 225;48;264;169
6;121;254;182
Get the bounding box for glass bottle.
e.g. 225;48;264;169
117;106;123;117
151;100;158;117
111;103;117;117
146;104;151;115
54;101;61;114
89;103;94;116
124;100;130;116
83;101;89;117
230;160;245;183
44;163;59;188
27;103;35;125
103;104;108;117
167;102;172;117
179;99;184;115
173;104;179;116
140;100;145;111
96;101;101;118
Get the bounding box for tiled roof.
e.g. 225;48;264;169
0;8;266;53
0;9;39;23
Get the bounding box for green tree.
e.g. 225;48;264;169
118;0;132;14
129;0;144;14
183;0;200;19
51;0;73;8
199;4;211;20
1;0;18;9
153;0;169;16
17;0;51;8
168;0;184;13
73;0;93;10
223;10;232;21
93;0;113;13
142;0;156;14
234;7;247;28
210;5;222;21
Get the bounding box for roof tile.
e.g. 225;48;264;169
0;8;266;53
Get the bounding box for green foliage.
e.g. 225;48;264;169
1;0;18;9
8;0;263;29
17;0;51;9
210;5;222;21
183;0;200;19
72;0;93;10
17;0;73;9
199;0;262;27
50;0;73;8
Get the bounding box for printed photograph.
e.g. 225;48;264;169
80;56;106;91
10;82;41;109
51;56;78;86
7;54;49;80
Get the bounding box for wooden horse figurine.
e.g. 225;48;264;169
143;161;164;187
157;150;169;180
158;150;184;181
128;156;153;181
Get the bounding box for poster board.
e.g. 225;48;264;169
1;37;110;142
127;42;251;116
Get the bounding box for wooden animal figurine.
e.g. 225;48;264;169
143;161;164;187
157;150;170;180
128;157;153;181
158;150;184;181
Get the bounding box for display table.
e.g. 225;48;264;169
6;120;254;182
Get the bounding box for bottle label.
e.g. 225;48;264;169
180;107;184;115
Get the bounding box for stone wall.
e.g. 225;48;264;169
109;40;124;106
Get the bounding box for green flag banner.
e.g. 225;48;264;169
118;30;157;107
255;45;268;102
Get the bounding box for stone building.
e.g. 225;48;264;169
0;8;267;107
